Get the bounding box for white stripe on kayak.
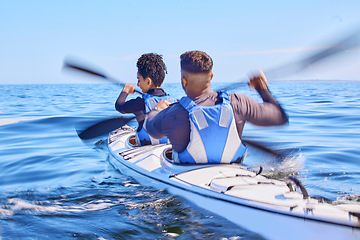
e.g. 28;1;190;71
135;154;162;172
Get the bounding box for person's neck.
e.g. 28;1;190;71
187;86;213;100
146;87;161;93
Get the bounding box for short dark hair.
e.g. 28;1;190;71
180;51;213;73
137;53;167;87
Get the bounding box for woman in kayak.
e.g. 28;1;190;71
115;53;174;146
145;50;288;164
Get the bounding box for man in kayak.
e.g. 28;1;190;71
115;53;174;146
145;50;288;164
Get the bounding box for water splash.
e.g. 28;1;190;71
334;194;360;204
1;197;123;216
250;153;305;179
333;194;360;214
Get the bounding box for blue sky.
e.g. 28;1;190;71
1;0;359;84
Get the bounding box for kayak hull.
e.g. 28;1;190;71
107;126;360;240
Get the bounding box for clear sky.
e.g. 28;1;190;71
1;0;359;84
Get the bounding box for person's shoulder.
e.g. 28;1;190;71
164;101;185;113
229;92;257;108
127;96;145;104
133;95;145;101
159;102;187;122
229;92;248;100
168;100;181;108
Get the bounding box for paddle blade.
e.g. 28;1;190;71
78;116;136;139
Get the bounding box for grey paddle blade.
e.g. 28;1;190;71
78;116;136;139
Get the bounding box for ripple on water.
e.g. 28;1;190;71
0;177;265;240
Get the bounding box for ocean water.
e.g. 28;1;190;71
0;82;359;239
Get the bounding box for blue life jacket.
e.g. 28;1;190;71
173;91;247;164
136;93;174;146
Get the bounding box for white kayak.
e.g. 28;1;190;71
107;125;360;240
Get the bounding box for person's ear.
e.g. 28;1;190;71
146;77;153;87
210;72;214;80
182;76;188;89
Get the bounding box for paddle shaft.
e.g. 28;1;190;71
218;28;360;91
64;28;359;93
63;62;143;95
267;28;360;78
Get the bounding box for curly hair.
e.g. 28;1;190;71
136;53;167;87
180;50;213;73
